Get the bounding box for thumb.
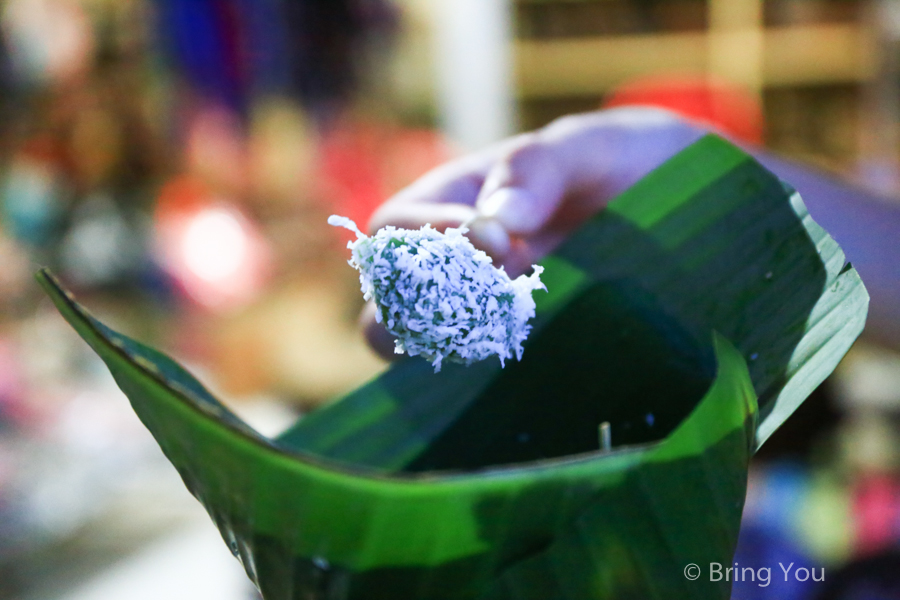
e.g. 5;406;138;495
475;138;567;236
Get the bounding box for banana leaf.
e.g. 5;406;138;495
36;134;868;600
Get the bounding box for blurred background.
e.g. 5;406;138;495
0;1;898;599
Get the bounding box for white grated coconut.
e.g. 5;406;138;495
329;215;546;372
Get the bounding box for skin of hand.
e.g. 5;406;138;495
361;107;707;357
362;106;900;358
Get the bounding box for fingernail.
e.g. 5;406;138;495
467;217;510;259
477;187;541;234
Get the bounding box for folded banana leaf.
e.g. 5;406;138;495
36;134;867;600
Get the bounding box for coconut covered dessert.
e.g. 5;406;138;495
329;215;546;372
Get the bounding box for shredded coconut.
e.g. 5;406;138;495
329;215;546;372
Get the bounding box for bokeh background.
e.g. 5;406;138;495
0;1;899;599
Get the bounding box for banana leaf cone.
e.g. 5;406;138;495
36;135;868;600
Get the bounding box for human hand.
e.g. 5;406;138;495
362;107;708;358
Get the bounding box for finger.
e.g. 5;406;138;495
360;301;398;361
370;141;521;229
540;107;708;197
368;132;537;231
475;138;568;236
465;217;511;261
500;237;537;279
368;201;478;233
475;108;708;238
387;166;487;209
368;197;512;262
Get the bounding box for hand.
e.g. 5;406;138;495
361;104;900;356
360;107;708;359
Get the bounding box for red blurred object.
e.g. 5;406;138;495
0;338;29;425
153;175;271;311
852;472;900;557
318;120;452;234
603;75;764;146
319;122;385;232
154;175;210;220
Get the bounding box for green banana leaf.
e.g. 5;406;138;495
36;134;867;600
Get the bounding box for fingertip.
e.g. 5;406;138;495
477;186;547;235
500;237;536;278
474;140;566;236
465;217;511;261
360;301;399;361
367;202;478;235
